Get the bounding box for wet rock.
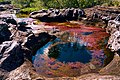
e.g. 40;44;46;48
30;8;86;22
0;41;24;71
0;21;11;44
0;2;13;11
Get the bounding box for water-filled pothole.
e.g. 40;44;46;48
33;37;109;77
32;22;112;77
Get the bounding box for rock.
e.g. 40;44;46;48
5;59;120;80
76;73;120;80
99;53;120;75
0;6;6;11
0;14;17;25
0;21;11;44
0;1;11;5
107;31;120;52
0;1;19;14
24;32;56;55
0;68;9;79
6;60;32;80
84;6;120;20
30;8;86;22
106;14;120;52
5;17;17;25
0;41;24;71
106;14;120;34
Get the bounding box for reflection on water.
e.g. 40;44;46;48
49;42;92;63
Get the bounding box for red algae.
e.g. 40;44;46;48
43;22;109;50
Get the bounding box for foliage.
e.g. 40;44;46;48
0;0;120;14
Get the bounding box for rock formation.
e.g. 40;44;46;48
0;7;56;79
106;14;120;53
30;8;86;22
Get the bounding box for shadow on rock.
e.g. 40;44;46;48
24;32;56;55
0;21;11;44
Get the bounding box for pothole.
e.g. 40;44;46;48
32;23;113;77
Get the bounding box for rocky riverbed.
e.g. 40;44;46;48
0;2;120;80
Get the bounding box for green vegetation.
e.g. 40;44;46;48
20;7;39;14
0;0;120;14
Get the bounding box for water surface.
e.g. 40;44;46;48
33;21;110;77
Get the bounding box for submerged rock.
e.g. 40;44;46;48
30;8;86;22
